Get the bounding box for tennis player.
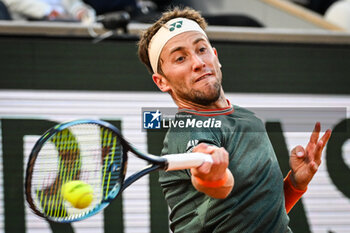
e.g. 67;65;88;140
138;7;331;232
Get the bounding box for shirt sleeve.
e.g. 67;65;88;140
284;171;307;213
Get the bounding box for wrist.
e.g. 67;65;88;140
194;170;229;188
287;171;307;192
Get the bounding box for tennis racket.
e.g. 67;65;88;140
25;119;212;223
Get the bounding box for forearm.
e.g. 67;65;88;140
284;171;307;213
192;168;234;199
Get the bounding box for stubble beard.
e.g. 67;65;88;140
179;81;222;106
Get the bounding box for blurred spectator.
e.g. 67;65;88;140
325;0;350;31
81;0;161;24
203;14;264;27
83;0;158;18
152;0;264;27
151;0;172;11
83;0;137;15
0;0;11;20
2;0;96;23
291;0;338;15
306;0;339;14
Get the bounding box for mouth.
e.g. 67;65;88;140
195;73;212;83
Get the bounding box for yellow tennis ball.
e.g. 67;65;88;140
61;181;93;209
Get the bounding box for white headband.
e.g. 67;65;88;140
148;17;207;73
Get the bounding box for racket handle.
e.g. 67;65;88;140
163;153;213;171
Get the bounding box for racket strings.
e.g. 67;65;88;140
100;127;123;199
35;129;81;218
30;124;124;221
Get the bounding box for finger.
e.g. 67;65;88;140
192;143;208;152
212;147;229;165
314;129;332;163
314;140;324;165
291;145;305;158
309;161;319;174
192;147;228;178
192;143;215;154
191;144;218;175
195;161;213;174
320;129;332;150
191;162;212;177
309;122;321;144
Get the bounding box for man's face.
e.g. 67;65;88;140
157;31;223;106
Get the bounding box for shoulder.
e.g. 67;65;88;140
232;105;257;116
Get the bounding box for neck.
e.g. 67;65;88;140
174;90;229;110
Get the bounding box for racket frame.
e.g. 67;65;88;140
25;119;169;222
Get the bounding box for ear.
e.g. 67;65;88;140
152;73;171;92
213;47;222;68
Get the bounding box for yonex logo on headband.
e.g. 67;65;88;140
148;17;207;73
169;21;183;31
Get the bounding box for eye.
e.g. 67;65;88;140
199;47;207;53
175;56;185;62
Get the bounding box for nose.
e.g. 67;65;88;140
191;54;205;72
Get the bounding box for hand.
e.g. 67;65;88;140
76;7;96;24
289;122;332;190
190;143;228;182
190;143;234;199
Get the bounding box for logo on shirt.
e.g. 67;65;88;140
143;110;162;129
186;139;199;152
